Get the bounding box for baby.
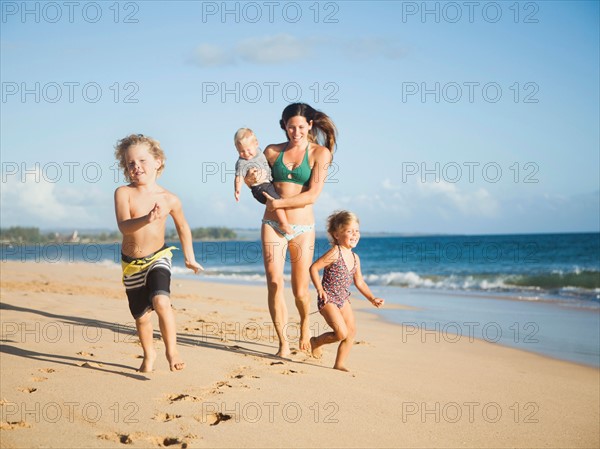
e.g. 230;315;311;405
234;128;292;235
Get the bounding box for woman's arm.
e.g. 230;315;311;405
353;255;384;308
265;145;333;210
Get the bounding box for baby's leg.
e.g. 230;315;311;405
310;303;348;360
332;302;356;372
275;209;293;235
135;310;157;373
153;294;185;371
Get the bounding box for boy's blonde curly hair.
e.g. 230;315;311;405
114;134;166;182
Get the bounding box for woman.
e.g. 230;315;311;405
249;103;337;357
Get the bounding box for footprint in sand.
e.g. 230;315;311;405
97;432;140;445
0;421;32;430
31;376;48;382
76;351;95;357
18;387;37;393
39;368;56;374
195;412;232;426
152;412;182;422
281;369;300;375
166;393;201;404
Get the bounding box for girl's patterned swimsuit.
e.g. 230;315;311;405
318;245;357;311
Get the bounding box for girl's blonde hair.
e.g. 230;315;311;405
114;134;166;182
326;210;359;245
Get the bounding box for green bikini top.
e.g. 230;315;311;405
271;143;312;186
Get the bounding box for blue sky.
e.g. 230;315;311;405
1;1;598;234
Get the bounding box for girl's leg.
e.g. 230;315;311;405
262;223;290;357
288;229;316;352
153;294;185;371
333;302;356;371
135;310;156;373
310;303;348;359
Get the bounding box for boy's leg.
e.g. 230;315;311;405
274;208;293;235
332;302;355;372
153;294;185;371
310;303;348;359
135;310;157;373
259;183;293;235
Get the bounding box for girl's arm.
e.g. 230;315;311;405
265;145;332;210
353;255;384;308
309;247;338;300
169;194;203;274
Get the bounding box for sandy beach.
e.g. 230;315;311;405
0;261;598;448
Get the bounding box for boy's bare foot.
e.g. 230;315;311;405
310;337;323;359
138;350;156;373
333;365;350;372
167;352;185;371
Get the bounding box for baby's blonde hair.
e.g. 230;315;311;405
114;134;166;182
326;210;360;245
234;128;256;147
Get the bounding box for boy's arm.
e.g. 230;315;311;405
234;176;243;202
353;255;384;308
169;194;203;274
263;146;332;209
114;187;161;235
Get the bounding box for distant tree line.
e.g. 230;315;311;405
1;226;237;243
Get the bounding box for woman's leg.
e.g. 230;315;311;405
262;222;289;357
288;229;316;352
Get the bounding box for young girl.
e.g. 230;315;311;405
309;210;384;371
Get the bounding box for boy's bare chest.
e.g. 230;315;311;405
129;191;168;218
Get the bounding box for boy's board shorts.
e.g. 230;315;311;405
121;246;177;319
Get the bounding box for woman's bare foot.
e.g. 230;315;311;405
299;323;311;352
275;343;291;358
310;337;323;359
333;365;350;372
167;351;185;371
138;350;156;373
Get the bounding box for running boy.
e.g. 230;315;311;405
309;210;384;371
233;128;293;236
114;133;202;372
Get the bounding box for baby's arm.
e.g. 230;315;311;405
234;175;243;202
309;247;338;301
114;186;161;235
169;193;203;274
353;255;384;308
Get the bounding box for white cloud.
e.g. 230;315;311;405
417;181;499;218
237;34;312;64
342;37;406;60
0;170;111;228
188;43;235;67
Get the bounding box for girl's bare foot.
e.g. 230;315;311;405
138;350;156;373
167;351;185;371
310;337;323;359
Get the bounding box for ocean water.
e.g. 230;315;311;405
2;233;599;366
